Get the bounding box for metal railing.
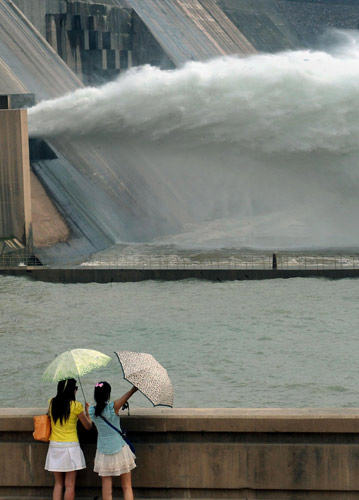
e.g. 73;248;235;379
79;254;359;270
0;254;38;267
2;253;359;270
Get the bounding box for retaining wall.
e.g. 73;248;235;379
1;408;359;499
1;267;359;282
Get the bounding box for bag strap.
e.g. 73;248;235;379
99;414;127;440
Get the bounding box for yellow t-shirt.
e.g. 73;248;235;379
49;400;84;442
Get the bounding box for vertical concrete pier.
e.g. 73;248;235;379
0;95;33;253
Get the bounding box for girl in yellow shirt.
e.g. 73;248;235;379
45;378;92;500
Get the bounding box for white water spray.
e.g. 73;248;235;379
28;31;359;250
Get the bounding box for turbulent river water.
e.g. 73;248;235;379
1;275;359;409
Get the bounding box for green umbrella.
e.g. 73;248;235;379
42;348;112;400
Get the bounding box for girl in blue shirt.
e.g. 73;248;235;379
89;381;138;500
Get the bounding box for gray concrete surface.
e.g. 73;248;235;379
1;266;359;282
1;408;359;499
0;109;32;250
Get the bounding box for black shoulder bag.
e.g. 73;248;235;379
99;415;136;454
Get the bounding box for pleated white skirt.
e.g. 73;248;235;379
45;441;86;472
94;444;136;476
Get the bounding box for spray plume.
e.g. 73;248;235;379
27;31;359;250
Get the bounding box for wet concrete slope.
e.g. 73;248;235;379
121;0;255;66
0;1;80;98
217;0;302;52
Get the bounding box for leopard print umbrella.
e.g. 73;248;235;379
115;351;174;407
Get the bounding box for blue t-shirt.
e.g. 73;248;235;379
89;402;126;455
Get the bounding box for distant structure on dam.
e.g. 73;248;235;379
0;0;358;263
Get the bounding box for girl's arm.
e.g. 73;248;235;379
114;386;138;414
78;402;92;430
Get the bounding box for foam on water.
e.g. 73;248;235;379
28;30;359;250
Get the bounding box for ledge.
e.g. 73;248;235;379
2;408;359;433
2;267;359;282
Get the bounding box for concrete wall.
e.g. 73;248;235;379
125;0;255;67
44;1;134;84
0;109;32;251
12;0;173;85
30;171;70;248
13;0;134;84
1;267;359;282
1;408;359;499
217;0;302;52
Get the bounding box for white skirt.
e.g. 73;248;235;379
45;441;86;472
94;444;136;477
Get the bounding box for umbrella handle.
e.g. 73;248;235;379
77;376;86;403
122;402;130;416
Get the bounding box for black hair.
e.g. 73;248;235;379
50;378;78;425
94;381;111;417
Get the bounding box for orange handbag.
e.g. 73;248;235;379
33;414;51;442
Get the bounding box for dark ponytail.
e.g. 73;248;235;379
94;381;111;416
50;378;78;425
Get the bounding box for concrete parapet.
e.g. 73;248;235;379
2;267;359;282
1;408;359;499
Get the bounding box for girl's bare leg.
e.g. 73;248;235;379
53;472;64;500
120;472;134;500
64;471;77;500
102;476;113;500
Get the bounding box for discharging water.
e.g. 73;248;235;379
28;30;359;250
1;275;359;409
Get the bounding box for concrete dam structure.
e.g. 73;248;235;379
0;0;358;262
